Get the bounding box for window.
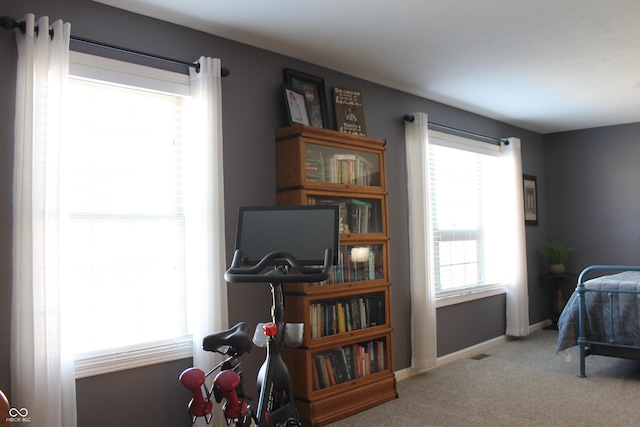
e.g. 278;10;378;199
64;52;193;376
428;131;505;299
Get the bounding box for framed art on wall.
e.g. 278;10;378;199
283;68;328;129
523;174;538;225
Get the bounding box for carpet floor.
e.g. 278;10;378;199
327;329;640;426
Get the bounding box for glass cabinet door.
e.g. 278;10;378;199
332;244;384;284
311;338;388;391
305;143;381;187
306;195;384;235
309;291;386;339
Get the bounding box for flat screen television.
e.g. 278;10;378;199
234;205;339;266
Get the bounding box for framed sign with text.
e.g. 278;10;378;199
333;87;367;137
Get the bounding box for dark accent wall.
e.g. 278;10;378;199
437;294;506;356
0;0;555;425
544;123;640;280
75;359;193;427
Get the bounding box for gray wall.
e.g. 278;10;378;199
437;294;507;356
0;0;555;426
544;123;640;280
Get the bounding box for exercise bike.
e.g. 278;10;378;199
180;205;338;427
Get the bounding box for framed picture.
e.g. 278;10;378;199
333;87;367;136
282;85;310;126
283;68;328;128
523;175;538;226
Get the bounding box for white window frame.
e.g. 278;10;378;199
428;130;506;308
68;51;194;378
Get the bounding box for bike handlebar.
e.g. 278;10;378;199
224;248;334;283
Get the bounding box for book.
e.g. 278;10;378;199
312;358;320;390
305;147;325;181
325;355;336;385
337;347;352;381
347;199;371;234
368;295;384;326
310;304;319;339
329;348;350;383
337;302;346;333
314;354;330;388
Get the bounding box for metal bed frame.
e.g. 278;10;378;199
576;265;640;377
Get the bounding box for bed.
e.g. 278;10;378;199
556;265;640;377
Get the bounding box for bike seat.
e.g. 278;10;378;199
202;322;253;355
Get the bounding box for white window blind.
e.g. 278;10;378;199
64;53;193;375
428;131;503;296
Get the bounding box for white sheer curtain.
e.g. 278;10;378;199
11;14;76;427
11;22;228;424
502;137;530;337
404;114;529;371
404;112;438;372
186;57;228;426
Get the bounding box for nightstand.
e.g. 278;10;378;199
544;273;575;329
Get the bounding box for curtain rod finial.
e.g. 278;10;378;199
0;15;19;31
403;114;415;123
0;15;25;33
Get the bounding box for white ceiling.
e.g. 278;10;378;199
94;0;640;134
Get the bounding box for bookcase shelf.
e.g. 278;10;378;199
275;124;397;426
278;189;388;236
284;285;390;345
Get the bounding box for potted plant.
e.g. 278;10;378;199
538;242;575;274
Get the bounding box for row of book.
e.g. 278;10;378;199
309;245;383;287
307;196;381;234
310;294;384;338
312;340;386;390
305;148;375;186
332;245;381;284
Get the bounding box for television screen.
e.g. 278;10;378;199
235;205;339;266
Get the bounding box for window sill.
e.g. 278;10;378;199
435;285;506;308
74;337;193;379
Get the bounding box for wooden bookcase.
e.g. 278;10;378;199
275;124;397;426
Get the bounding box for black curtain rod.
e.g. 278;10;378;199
0;15;229;77
403;114;506;145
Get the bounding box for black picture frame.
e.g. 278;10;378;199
523;174;538;226
282;85;310;126
283;68;328;129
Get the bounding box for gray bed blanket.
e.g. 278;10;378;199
556;271;640;352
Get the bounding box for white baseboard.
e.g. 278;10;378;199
394;319;551;381
394;366;415;381
531;319;553;331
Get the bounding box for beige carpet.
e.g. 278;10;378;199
327;329;640;426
